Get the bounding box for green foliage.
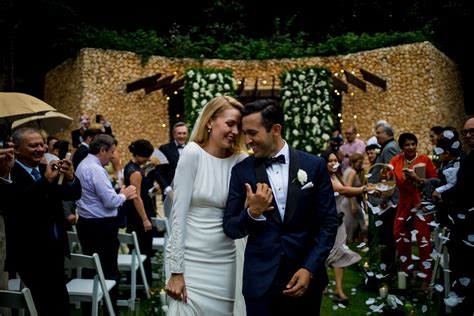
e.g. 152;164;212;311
183;68;235;131
67;25;429;62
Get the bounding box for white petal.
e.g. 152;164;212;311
422;305;428;313
459;277;470;287
375;220;383;227
366;298;376;305
400;255;408;262
435;284;444;292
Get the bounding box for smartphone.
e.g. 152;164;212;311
95;114;102;124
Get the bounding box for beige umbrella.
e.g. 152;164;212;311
1;92;58;142
0;92;57;124
12;111;73;135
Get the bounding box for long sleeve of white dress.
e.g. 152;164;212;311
168;143;199;274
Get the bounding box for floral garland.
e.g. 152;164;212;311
280;67;335;154
184;68;236;131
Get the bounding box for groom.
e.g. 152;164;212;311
223;99;340;315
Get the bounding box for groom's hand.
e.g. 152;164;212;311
245;183;274;217
283;268;311;297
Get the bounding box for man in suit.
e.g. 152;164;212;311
367;120;400;269
2;127;81;315
0;142;14;316
71;113;112;148
154;122;188;200
223;100;339;315
72;128;101;170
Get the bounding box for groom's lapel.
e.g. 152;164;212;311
284;148;301;224
255;158;282;224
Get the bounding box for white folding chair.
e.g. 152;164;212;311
0;288;38;316
66;253;116;316
151;216;170;279
67;230;83;254
117;231;150;311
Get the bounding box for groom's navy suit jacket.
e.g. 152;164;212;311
223;148;340;299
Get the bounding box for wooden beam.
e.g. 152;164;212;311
331;76;348;93
360;68;387;90
344;71;366;92
126;73;162;93
163;77;185;96
144;75;175;95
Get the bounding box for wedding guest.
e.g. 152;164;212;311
154;122;188;201
0;143;14;316
367;120;400;270
365;143;380;166
429;126;444;168
3;128;81;315
223;99;339;315
440;116;474;315
339;126;366;171
123;139;154;283
166;96;247;315
71;113;113;148
72;128;101;170
75;134;137;314
388;132;437;290
323;151;367;304
342;153;368;242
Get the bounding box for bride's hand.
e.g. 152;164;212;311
166;273;188;303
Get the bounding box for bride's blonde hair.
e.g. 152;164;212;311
190;95;246;153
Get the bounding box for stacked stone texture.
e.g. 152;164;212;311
45;42;465;157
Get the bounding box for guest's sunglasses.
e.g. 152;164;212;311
461;128;474;136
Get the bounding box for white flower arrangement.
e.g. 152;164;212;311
184;68;235;131
280;67;335;154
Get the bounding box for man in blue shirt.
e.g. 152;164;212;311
75;134;137;314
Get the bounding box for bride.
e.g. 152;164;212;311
165;96;247;315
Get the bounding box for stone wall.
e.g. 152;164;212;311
45;41;465;157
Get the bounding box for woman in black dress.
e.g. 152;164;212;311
123;139;155;283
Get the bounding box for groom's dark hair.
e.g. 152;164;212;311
242;99;284;133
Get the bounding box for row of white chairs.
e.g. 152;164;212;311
2;216;170;315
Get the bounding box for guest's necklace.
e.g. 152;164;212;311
404;152;418;166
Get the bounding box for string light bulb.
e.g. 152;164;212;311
162;124;167;128
262;80;267;84
176;114;180;118
173;91;178;95
173;71;178;75
338;113;342;117
350;92;354;96
166;96;170;100
237;80;242;85
340;119;344;123
353;115;357;119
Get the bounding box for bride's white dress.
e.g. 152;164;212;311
167;142;246;315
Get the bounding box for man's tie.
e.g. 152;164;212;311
31;168;41;181
177;144;185;149
265;154;286;167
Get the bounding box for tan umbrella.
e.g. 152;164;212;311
0;92;58;142
12;111;73;135
0;92;57;124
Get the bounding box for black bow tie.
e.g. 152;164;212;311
177;144;184;149
265;154;286;167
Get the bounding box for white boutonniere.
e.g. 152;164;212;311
294;169;308;186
